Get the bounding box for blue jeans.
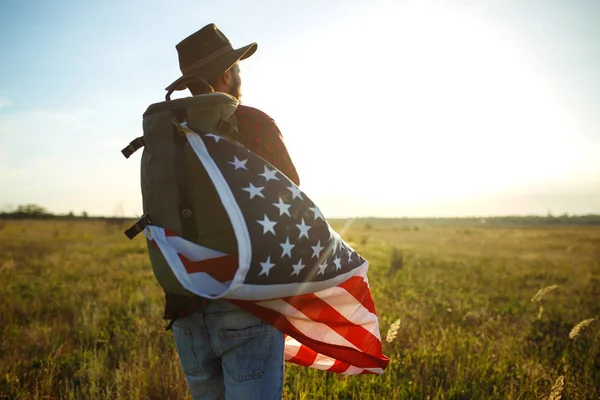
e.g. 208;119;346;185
171;299;285;400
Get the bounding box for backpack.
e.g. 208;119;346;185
121;79;240;296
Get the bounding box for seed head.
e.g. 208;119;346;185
546;375;564;400
531;285;557;302
386;318;401;343
569;318;596;339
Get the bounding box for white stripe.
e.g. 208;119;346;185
309;353;336;370
145;226;201;295
184;126;252;297
363;367;384;374
164;235;227;261
256;299;360;350
187;271;229;295
283;340;352;374
146;226;230;298
283;336;302;359
313;283;381;341
343;365;366;375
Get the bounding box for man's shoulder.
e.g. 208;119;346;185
235;105;275;122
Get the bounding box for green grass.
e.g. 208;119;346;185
0;219;598;399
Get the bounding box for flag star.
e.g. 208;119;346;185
279;237;295;258
257;214;277;235
287;184;303;200
272;197;291;217
317;262;327;275
346;247;353;262
311;240;325;259
309;205;325;221
242;183;265;199
317;262;328;275
259;256;276;276
296;218;311;239
291;260;306;276
228;156;248;170
259;166;280;182
333;256;342;270
205;133;221;142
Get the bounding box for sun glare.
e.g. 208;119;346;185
260;2;582;217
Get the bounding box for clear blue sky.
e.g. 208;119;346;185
1;0;599;217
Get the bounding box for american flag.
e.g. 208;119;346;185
144;121;389;374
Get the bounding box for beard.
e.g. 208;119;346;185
228;73;242;100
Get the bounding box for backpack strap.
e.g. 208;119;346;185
215;118;236;137
124;214;152;239
121;136;145;158
172;108;198;241
165;76;214;100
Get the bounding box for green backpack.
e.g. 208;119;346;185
122;80;240;295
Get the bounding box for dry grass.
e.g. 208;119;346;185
1;219;599;399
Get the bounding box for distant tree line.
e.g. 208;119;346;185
0;204;91;220
2;204;600;226
337;214;600;227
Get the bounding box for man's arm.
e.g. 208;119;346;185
234;105;300;186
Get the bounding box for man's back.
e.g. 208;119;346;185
163;104;300;322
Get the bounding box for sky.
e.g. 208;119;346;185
0;0;598;218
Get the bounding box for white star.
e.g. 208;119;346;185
257;214;277;235
279;237;295;258
309;205;325;221
205;133;221;142
346;247;353;262
272;197;291;217
311;240;324;259
242;183;265;199
259;166;279;182
228;156;248;170
296;218;311;239
317;262;328;275
287;185;303;200
291;260;305;276
333;256;342;270
259;256;275;276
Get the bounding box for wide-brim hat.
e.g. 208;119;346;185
165;23;257;92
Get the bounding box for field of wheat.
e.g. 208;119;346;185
0;219;598;399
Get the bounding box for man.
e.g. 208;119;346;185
163;23;300;400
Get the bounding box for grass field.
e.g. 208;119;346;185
0;219;598;399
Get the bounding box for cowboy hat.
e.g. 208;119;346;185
165;23;257;92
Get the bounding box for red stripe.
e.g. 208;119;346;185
164;228;177;237
281;293;383;356
286;344;317;367
230;300;389;370
287;344;350;373
337;276;377;315
178;254;238;282
328;359;351;374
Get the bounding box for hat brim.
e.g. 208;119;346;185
165;42;257;92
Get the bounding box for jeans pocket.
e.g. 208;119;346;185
219;322;276;383
172;324;203;375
